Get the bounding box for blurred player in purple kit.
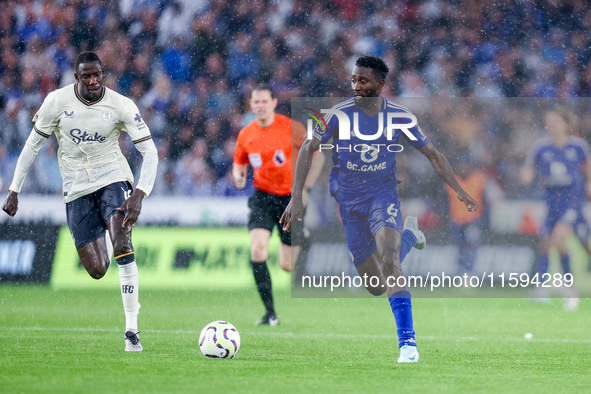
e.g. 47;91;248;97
520;105;591;310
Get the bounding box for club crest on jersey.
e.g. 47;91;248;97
565;148;577;161
273;149;286;166
101;111;117;124
248;153;262;169
64;110;75;118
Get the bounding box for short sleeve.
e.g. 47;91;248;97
291;119;306;151
32;91;59;138
312;113;337;144
234;130;249;165
120;99;152;144
403;120;429;150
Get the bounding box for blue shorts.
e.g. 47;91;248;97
66;181;133;249
339;190;402;267
542;207;590;243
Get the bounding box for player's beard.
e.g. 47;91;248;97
354;95;381;110
85;85;102;100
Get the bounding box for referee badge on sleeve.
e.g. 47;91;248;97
273;149;286;166
248;153;263;169
312;122;325;141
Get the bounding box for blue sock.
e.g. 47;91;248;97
560;254;571;274
389;290;416;348
400;230;416;263
537;254;549;276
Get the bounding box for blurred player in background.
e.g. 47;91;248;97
233;84;324;326
2;52;158;351
282;56;478;362
520;105;591;310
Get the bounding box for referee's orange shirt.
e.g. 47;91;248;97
234;113;305;196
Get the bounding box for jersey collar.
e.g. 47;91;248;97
74;83;106;106
353;97;387;117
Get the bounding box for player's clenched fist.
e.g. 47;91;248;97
2;191;18;217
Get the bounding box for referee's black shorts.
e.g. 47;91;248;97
248;189;304;246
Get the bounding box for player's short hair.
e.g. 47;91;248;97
355;56;389;80
75;52;102;73
251;83;275;99
549;104;579;134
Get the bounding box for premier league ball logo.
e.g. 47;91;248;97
273;149;286;166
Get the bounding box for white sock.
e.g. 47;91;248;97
118;261;140;333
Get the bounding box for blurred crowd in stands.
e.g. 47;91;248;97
1;0;591;201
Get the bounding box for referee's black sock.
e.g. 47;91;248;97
251;260;275;316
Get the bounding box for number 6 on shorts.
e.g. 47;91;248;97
387;204;398;217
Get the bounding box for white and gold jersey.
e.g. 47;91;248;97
10;83;158;203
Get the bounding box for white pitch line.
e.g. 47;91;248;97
2;326;591;344
245;333;591;344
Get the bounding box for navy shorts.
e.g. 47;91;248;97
542;207;590;243
339;190;402;267
248;189;301;246
66;181;133;249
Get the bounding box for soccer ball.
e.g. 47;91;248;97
199;321;241;359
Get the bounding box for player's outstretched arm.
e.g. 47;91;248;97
302;150;325;205
120;137;157;228
2;128;50;217
280;138;321;230
2;191;18;217
118;103;158;226
419;142;479;212
519;164;535;187
232;163;248;189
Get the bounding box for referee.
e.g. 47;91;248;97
233;84;323;325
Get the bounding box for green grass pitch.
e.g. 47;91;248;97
1;285;591;393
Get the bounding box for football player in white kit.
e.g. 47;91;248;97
2;52;158;351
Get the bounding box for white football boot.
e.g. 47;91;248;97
563;297;579;311
560;284;579;311
403;216;426;250
397;345;420;363
255;313;279;326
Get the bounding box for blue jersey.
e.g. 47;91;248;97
312;97;429;205
526;136;591;214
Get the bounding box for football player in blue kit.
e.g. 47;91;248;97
520;105;591;310
281;56;479;363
